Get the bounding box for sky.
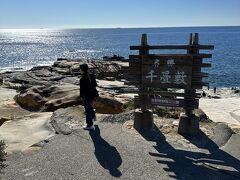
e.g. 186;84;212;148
0;0;240;29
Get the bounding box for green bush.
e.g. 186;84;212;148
123;100;135;111
0;140;6;168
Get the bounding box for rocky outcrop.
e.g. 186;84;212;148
15;85;80;111
50;106;85;135
93;92;124;114
15;86;47;111
0;59;126;90
1;68;62;90
210;123;233;148
221;134;240;159
15;85;124;114
52;60;123;79
0;59;127;114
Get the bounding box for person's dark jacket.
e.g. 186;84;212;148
80;73;98;101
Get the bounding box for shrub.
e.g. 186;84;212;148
123;100;135;111
0;140;6;168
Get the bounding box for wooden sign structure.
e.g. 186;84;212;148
123;33;214;135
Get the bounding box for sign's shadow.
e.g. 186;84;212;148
138;125;240;180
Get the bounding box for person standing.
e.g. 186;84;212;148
79;64;99;130
214;87;216;94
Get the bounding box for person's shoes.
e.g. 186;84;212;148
83;125;95;130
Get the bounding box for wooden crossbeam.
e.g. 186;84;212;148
124;80;208;89
129;54;212;59
130;45;214;50
122;63;211;68
122;90;201;98
122;69;209;78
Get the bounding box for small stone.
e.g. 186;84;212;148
234;89;239;94
31;141;45;148
105;77;116;81
44;139;50;143
172;120;179;126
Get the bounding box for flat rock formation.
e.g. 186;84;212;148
0;112;54;154
200;97;240;125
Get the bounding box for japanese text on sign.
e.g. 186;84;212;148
145;70;187;84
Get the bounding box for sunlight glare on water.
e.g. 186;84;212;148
0;27;240;87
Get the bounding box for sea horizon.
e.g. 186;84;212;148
1;26;240;87
1;25;240;30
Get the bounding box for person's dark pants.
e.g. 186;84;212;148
83;99;95;127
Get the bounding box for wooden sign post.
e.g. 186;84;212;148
134;34;153;130
123;33;214;135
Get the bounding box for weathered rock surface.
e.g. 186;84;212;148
15;85;124;114
1;67;60;88
200;97;240;125
0;87;31;122
14;85;80;111
50;106;86;135
52;59;123;79
93;92;124;114
221;134;240;159
211;123;233;148
0;117;11;126
101;110;135;124
0;60;129;114
0;112;54;154
0;59;126;91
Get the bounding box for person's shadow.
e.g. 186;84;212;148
89;125;122;177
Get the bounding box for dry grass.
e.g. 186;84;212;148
153;107;183;119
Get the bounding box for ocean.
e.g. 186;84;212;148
0;27;240;88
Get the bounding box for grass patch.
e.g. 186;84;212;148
123;100;135;111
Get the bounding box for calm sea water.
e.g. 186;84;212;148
0;27;240;87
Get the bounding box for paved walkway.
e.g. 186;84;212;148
1;121;239;180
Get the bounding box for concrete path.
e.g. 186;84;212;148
1;121;239;180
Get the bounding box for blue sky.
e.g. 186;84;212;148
0;0;239;29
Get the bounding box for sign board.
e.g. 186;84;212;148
127;57;193;89
134;96;198;108
123;33;213;112
150;97;184;107
142;67;192;89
